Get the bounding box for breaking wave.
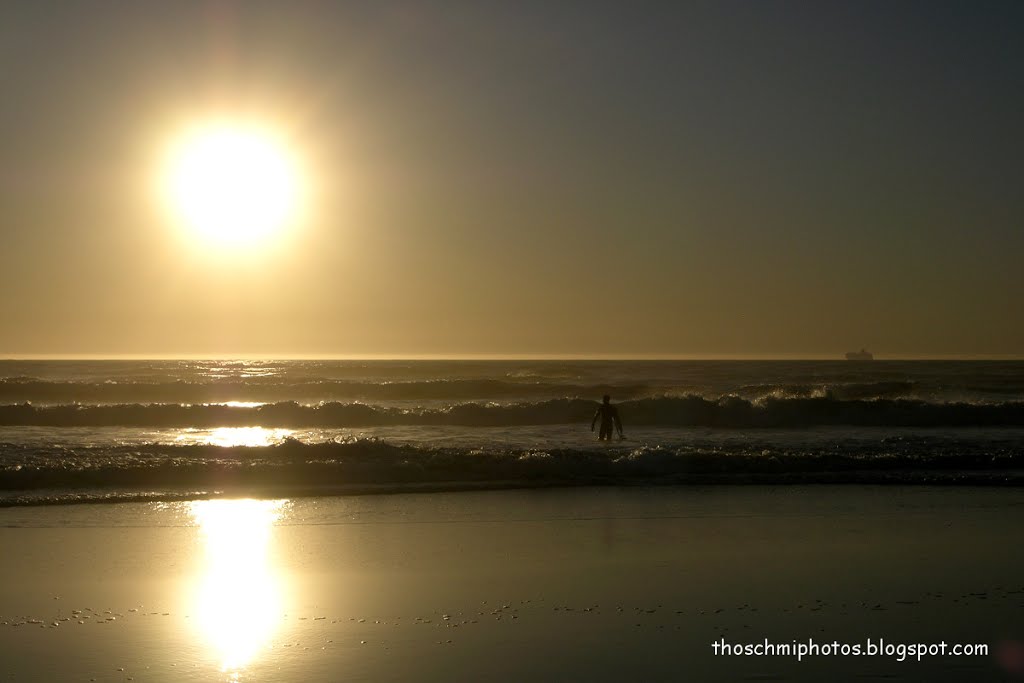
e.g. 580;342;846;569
3;396;1024;428
2;435;1023;505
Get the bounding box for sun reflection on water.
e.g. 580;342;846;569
190;499;288;674
177;426;293;447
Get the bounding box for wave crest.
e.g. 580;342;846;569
3;396;1024;428
1;436;1022;502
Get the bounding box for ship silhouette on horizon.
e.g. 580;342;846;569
845;348;874;361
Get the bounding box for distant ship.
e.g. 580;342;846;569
845;348;874;361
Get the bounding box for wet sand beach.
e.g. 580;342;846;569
1;486;1021;681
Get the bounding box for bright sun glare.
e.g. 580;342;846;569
164;123;301;245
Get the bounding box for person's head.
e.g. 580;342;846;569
602;394;611;404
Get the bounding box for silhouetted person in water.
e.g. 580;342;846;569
591;394;623;441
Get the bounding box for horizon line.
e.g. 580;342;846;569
2;353;1023;361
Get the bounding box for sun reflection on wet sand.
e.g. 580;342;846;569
189;499;288;675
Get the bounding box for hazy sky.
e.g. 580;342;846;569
2;1;1022;358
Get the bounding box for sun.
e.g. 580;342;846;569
163;122;301;244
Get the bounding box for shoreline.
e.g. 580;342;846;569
6;470;1024;508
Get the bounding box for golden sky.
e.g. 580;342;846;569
2;2;1022;358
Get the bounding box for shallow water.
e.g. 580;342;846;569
2;360;1024;505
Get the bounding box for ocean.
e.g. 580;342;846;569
2;359;1024;505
